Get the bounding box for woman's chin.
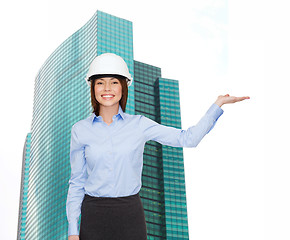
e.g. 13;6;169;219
98;101;120;108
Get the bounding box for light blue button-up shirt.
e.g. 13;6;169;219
66;103;224;236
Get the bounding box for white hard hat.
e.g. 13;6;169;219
85;53;133;87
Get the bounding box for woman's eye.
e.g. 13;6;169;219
96;81;118;85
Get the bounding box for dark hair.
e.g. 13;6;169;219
89;74;128;116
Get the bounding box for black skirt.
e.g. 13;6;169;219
79;191;147;240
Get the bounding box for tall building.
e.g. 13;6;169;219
134;62;189;239
18;10;189;239
18;133;31;240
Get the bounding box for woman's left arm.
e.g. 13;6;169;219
139;94;250;148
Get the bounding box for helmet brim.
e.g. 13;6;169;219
86;74;132;87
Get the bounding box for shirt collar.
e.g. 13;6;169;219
90;104;125;124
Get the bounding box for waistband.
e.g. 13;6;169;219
82;192;140;206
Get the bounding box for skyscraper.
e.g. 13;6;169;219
134;62;189;239
18;133;31;239
18;10;189;239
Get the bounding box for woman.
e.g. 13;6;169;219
66;53;250;240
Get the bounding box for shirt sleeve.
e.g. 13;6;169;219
139;103;224;148
66;124;88;236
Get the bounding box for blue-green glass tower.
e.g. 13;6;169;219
17;133;31;240
18;10;189;240
158;77;189;239
134;61;189;239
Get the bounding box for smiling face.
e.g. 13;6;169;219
94;77;122;108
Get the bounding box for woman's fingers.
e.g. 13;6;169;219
225;95;250;104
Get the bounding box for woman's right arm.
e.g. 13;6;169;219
66;124;88;238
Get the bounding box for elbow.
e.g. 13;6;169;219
191;142;198;148
187;138;203;148
180;137;199;148
68;173;87;188
184;140;198;148
192;142;198;148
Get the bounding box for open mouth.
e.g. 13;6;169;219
101;94;115;100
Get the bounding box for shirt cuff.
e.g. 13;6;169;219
206;103;224;121
68;221;79;236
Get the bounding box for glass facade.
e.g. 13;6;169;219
134;62;189;239
17;133;31;240
18;10;189;240
134;61;167;239
158;78;189;239
24;11;98;240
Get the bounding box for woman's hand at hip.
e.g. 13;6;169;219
68;235;79;240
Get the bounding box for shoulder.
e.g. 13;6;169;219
123;112;147;128
71;114;93;132
128;113;158;128
123;112;153;124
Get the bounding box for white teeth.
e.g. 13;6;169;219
102;95;114;98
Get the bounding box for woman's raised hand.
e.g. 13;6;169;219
68;235;79;240
214;94;250;107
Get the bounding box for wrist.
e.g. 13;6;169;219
214;100;223;107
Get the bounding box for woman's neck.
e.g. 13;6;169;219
99;103;119;124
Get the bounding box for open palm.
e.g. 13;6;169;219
215;94;250;107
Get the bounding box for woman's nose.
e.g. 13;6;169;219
104;82;112;90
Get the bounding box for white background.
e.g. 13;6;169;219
0;0;289;239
